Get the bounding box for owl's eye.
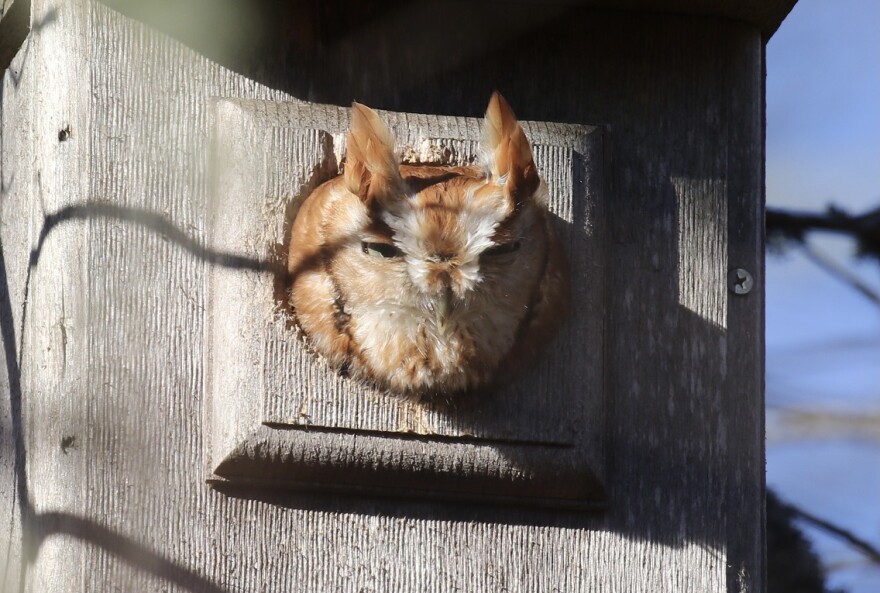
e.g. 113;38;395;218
483;240;521;257
361;241;403;259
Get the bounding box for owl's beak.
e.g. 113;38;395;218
433;288;453;335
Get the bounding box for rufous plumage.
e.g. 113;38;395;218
288;92;569;397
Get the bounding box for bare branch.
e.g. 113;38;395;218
767;205;880;258
800;243;880;305
784;502;880;566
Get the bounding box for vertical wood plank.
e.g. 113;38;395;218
12;1;94;592
0;7;34;589
724;35;766;593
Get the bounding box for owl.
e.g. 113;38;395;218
287;92;569;397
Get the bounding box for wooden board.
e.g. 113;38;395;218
0;0;766;591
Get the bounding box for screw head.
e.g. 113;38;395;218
728;268;754;295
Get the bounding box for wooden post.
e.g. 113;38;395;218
1;1;795;591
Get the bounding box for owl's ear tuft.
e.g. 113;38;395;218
344;102;402;206
481;92;540;205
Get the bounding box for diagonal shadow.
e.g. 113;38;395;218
0;237;30;593
30;202;271;272
1;203;265;592
32;512;233;593
2;6;60;87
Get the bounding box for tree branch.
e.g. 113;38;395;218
767;205;880;258
784;502;880;565
800;243;880;305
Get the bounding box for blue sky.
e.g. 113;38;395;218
766;0;880;591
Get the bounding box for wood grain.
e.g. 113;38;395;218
0;1;767;591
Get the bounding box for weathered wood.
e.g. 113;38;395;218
0;0;769;591
2;2;92;592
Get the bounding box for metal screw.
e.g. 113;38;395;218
728;268;754;295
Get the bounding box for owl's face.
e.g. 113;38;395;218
288;93;568;397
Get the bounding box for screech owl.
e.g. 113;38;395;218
287;92;569;397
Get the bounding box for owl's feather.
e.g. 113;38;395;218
344;102;401;205
288;93;569;397
482;91;540;207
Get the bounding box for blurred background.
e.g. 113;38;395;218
766;0;880;591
